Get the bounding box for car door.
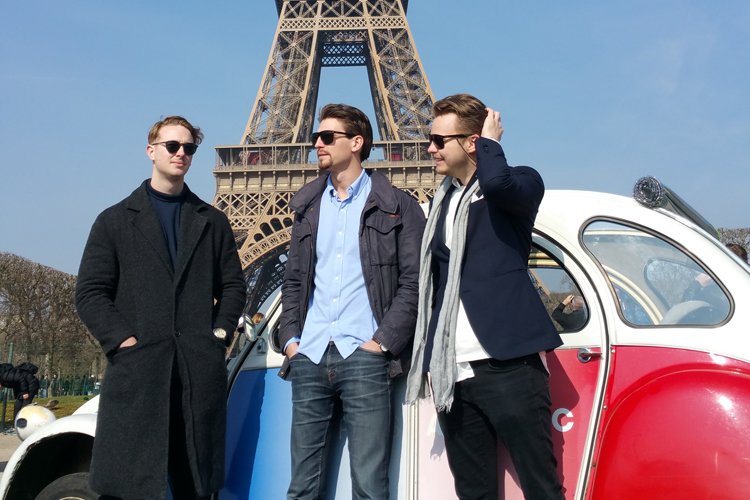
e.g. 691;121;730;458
579;218;750;499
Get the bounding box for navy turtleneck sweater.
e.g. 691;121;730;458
146;182;187;269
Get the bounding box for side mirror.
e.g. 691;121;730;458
242;312;266;342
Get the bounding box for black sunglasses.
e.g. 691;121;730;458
428;134;468;149
152;141;199;156
311;130;355;147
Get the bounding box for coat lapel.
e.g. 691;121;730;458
174;190;208;284
127;183;174;277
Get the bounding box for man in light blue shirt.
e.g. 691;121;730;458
280;104;425;499
292;170;378;362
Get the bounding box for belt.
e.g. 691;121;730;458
469;353;539;369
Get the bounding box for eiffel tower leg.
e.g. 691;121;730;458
365;0;435;140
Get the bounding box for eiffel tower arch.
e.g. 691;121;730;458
213;0;439;311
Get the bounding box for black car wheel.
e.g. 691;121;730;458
35;472;97;500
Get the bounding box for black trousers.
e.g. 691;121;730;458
13;397;33;420
167;360;211;500
437;354;563;500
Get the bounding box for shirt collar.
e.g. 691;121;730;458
450;176;465;191
326;169;370;202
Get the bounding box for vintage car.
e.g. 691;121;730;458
2;179;748;500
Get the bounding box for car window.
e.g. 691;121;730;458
528;246;589;333
582;220;730;326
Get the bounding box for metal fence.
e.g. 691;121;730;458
36;376;101;398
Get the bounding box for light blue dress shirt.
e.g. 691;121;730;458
297;171;378;364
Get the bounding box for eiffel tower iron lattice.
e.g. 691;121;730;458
213;0;439;313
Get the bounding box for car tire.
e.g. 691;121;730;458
35;472;97;500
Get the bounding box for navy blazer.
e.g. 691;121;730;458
457;138;562;360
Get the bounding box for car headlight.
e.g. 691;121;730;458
15;405;57;441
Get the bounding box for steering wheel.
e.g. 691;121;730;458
661;300;713;325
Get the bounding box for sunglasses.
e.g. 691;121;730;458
428;134;469;149
311;130;355;147
152;141;199;156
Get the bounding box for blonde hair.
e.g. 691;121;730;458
147;116;204;145
432;94;487;135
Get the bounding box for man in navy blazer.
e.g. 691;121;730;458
407;94;563;499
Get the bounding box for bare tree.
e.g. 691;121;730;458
0;253;103;382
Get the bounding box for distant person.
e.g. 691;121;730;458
76;116;245;499
683;244;746;304
552;294;587;331
13;362;40;418
726;242;748;263
279;103;425;499
0;363;39;420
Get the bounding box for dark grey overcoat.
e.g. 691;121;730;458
75;181;245;499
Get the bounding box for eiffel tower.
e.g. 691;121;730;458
213;0;438;312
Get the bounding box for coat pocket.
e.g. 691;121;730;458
365;213;401;265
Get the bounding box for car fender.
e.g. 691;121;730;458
589;349;750;499
0;412;98;500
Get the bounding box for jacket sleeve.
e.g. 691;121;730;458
551;303;567;326
278;216;305;350
372;194;426;356
18;372;32;394
475;138;545;218
75;212;139;356
212;213;246;346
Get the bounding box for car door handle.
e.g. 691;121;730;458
577;347;602;363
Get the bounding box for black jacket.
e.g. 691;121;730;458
75;180;245;499
447;139;562;359
551;303;586;331
0;363;36;398
279;170;425;377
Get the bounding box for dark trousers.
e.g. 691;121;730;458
437;354;563;500
13;397;33;420
167;360;210;500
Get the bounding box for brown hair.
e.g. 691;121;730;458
432;93;487;135
147;115;204;145
727;243;748;261
319;104;373;161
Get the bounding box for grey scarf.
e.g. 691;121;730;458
405;176;480;412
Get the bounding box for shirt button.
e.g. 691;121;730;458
175;330;181;337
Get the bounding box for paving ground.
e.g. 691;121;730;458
0;430;22;473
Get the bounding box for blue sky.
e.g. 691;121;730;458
2;0;748;274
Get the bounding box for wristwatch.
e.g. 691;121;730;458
213;328;227;340
374;339;388;352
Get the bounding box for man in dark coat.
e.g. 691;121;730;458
76;116;245;500
552;294;587;331
11;362;40;418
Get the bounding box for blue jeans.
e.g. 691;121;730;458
288;343;391;500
